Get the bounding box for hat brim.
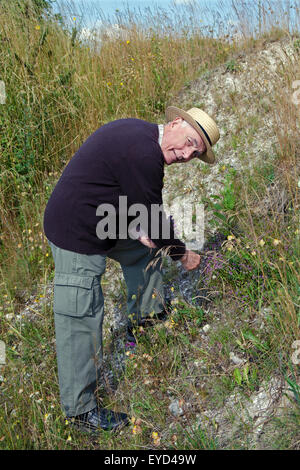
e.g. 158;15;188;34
165;106;216;164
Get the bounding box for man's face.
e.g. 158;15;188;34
161;117;207;165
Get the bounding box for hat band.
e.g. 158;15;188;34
195;120;212;146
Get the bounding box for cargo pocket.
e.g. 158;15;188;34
53;273;95;317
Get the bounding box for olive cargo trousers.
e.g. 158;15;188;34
49;239;164;417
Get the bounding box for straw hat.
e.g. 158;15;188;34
165;106;220;164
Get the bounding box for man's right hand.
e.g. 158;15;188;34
180;250;201;271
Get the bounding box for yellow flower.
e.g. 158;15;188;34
170;287;174;292
73;17;76;21
251;250;256;256
259;239;265;247
152;431;161;446
66;435;72;441
35;25;41;30
132;425;138;434
164;320;174;329
126;40;130;44
120;82;124;86
273;239;281;246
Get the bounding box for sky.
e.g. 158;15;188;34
51;0;237;38
50;1;300;41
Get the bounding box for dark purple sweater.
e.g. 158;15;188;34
43;118;186;261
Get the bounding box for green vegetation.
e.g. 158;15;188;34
0;0;299;450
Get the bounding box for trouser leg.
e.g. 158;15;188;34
107;239;165;329
49;241;106;417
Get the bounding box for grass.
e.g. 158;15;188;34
0;0;300;450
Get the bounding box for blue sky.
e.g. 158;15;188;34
52;0;236;35
51;1;299;39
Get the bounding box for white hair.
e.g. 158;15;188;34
180;119;193;128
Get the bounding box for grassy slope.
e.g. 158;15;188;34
0;0;299;450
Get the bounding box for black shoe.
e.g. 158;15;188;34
140;309;168;326
70;406;129;434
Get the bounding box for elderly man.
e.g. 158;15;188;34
43;106;220;434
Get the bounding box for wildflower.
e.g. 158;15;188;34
170;287;174;292
35;25;41;30
152;431;161;446
65;419;69;425
131;57;135;61
227;234;235;241
164;320;175;329
132;423;142;434
152;293;156;299
273;239;281;246
45;253;49;257
251;250;256;256
132;425;137;434
66;435;72;441
120;82;124;86
126;40;130;44
73;17;76;21
17;244;22;249
28;229;32;234
44;413;50;422
131;294;136;299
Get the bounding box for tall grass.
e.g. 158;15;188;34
0;0;299;450
0;0;233;297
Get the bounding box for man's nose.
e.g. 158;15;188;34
183;147;195;160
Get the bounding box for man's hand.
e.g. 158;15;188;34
180;250;201;271
138;235;157;249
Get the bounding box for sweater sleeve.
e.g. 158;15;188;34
113;149;186;261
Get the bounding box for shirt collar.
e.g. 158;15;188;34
158;124;164;146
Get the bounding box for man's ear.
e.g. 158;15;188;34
171;117;183;128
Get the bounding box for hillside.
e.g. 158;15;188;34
4;33;299;450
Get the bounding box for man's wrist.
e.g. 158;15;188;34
180;251;188;262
